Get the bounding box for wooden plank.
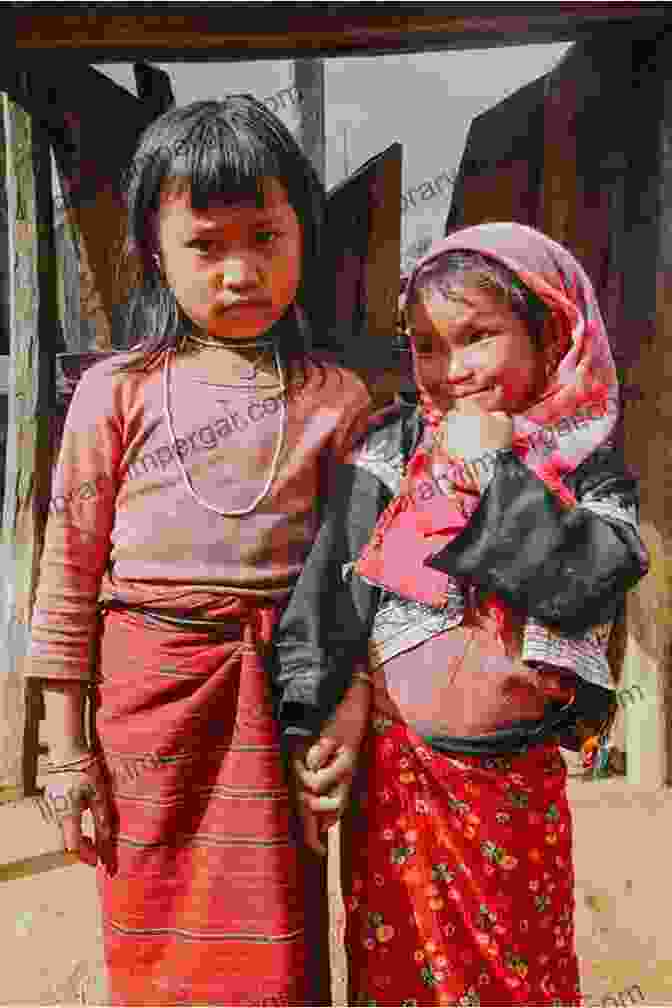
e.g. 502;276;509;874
620;31;672;788
363;142;402;405
21;64;174;352
12;6;672;61
446;73;547;233
0;79;59;794
293;60;325;183
133;61;175;116
320;142;401;401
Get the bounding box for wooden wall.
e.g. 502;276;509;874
446;29;672;788
0;65;173;793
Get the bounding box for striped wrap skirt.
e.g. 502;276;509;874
93;597;328;1007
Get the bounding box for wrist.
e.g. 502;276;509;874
351;670;374;687
47;740;91;765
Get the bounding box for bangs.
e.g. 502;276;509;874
164;123;284;211
125;97;311;239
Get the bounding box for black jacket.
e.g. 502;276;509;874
273;403;649;754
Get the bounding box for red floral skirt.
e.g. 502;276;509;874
340;711;581;1007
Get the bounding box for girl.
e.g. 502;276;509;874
275;223;649;1006
28;96;372;1007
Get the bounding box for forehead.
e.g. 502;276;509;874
158;176;292;225
410;282;515;327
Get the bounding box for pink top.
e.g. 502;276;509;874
28;351;371;680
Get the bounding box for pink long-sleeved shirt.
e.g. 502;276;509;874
27;350;371;680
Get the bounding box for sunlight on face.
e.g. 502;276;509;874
409;283;545;414
157;176;302;341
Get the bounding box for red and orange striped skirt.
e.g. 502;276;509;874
93;598;328;1006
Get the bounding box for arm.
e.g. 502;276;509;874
273;457;386;741
28;363;121;680
426;445;648;635
28;363;121;864
274;409;391;854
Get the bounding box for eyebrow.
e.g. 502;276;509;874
190;210;282;229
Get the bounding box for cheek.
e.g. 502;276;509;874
460;346;491;372
415;356;447;387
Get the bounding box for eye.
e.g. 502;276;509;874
255;228;281;245
466;329;496;344
187;239;214;256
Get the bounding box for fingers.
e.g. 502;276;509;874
60;814;85;858
299;802;327;857
305;736;340;773
45;772;111;869
294;745;356;796
300;777;351;815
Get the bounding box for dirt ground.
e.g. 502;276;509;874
1;772;671;1006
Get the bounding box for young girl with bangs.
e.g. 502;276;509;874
28;96;372;1007
276;222;649;1006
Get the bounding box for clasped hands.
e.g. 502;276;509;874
291;674;371;856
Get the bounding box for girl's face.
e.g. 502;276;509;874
157;176;301;341
408;282;546;414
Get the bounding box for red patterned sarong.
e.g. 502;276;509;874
94;598;328;1006
341;714;581;1007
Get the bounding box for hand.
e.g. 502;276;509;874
435;399;513;460
43;757;113;869
292;674;371;855
293;738;359;856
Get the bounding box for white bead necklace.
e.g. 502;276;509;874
162;343;287;518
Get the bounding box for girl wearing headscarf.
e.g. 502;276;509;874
274;222;649;1006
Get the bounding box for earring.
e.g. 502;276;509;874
152;253;161;269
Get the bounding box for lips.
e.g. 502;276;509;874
450;386;496;403
215;299;273;313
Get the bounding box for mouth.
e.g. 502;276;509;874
214;299;273;313
451;386;496;401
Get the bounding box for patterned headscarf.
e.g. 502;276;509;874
355;222;619;610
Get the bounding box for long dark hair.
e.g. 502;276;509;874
115;95;326;385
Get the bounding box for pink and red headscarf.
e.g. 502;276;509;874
356;222;620;609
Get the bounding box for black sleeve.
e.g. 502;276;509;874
272;462;388;741
426;446;649;635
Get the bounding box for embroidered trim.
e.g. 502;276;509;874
578;493;639;529
521;617;616;690
368;591;464;669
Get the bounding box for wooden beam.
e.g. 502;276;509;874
621;31;672;788
363;142;402;405
293;60;325;184
12;6;672;61
320;142;401;391
133;62;175;116
0;78;59;794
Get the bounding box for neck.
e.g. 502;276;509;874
187;330;276;350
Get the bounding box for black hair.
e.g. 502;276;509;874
114;95;326;386
407;250;550;351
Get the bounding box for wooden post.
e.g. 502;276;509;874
621;33;672;788
0;78;59;794
292;59;325;183
133;62;175;116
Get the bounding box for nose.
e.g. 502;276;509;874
444;347;474;385
215;253;263;293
